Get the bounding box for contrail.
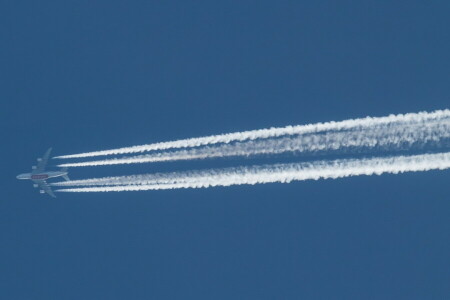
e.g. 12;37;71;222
55;152;450;192
55;109;450;159
58;119;450;167
52;171;201;187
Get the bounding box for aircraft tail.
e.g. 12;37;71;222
61;167;70;181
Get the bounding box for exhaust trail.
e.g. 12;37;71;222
55;152;450;192
58;118;450;167
55;109;450;159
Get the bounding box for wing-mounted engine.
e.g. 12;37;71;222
33;184;38;188
37;158;42;162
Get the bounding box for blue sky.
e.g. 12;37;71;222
1;1;449;299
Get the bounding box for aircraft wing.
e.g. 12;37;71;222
35;148;52;173
35;180;56;198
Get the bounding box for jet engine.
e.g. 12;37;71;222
33;184;38;188
37;158;42;162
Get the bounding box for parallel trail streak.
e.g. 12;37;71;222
57;117;450;167
55;152;450;192
55;109;450;159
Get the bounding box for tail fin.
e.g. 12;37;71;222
61;167;70;181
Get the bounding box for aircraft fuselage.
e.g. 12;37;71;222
16;171;67;180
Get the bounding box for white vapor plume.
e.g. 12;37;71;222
55;109;450;159
55;152;450;192
57;118;450;167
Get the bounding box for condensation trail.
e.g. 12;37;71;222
55;109;450;159
57;118;450;167
55;152;450;192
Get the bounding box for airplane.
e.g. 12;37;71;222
16;148;70;198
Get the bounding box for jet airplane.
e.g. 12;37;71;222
16;148;69;197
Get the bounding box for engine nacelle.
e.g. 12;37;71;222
40;190;45;194
32;166;37;170
37;158;42;162
33;184;38;188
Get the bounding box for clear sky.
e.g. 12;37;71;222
1;1;449;299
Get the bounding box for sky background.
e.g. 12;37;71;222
1;1;450;299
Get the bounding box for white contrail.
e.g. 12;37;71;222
50;171;197;187
55;152;450;192
58;119;450;167
55;109;450;159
